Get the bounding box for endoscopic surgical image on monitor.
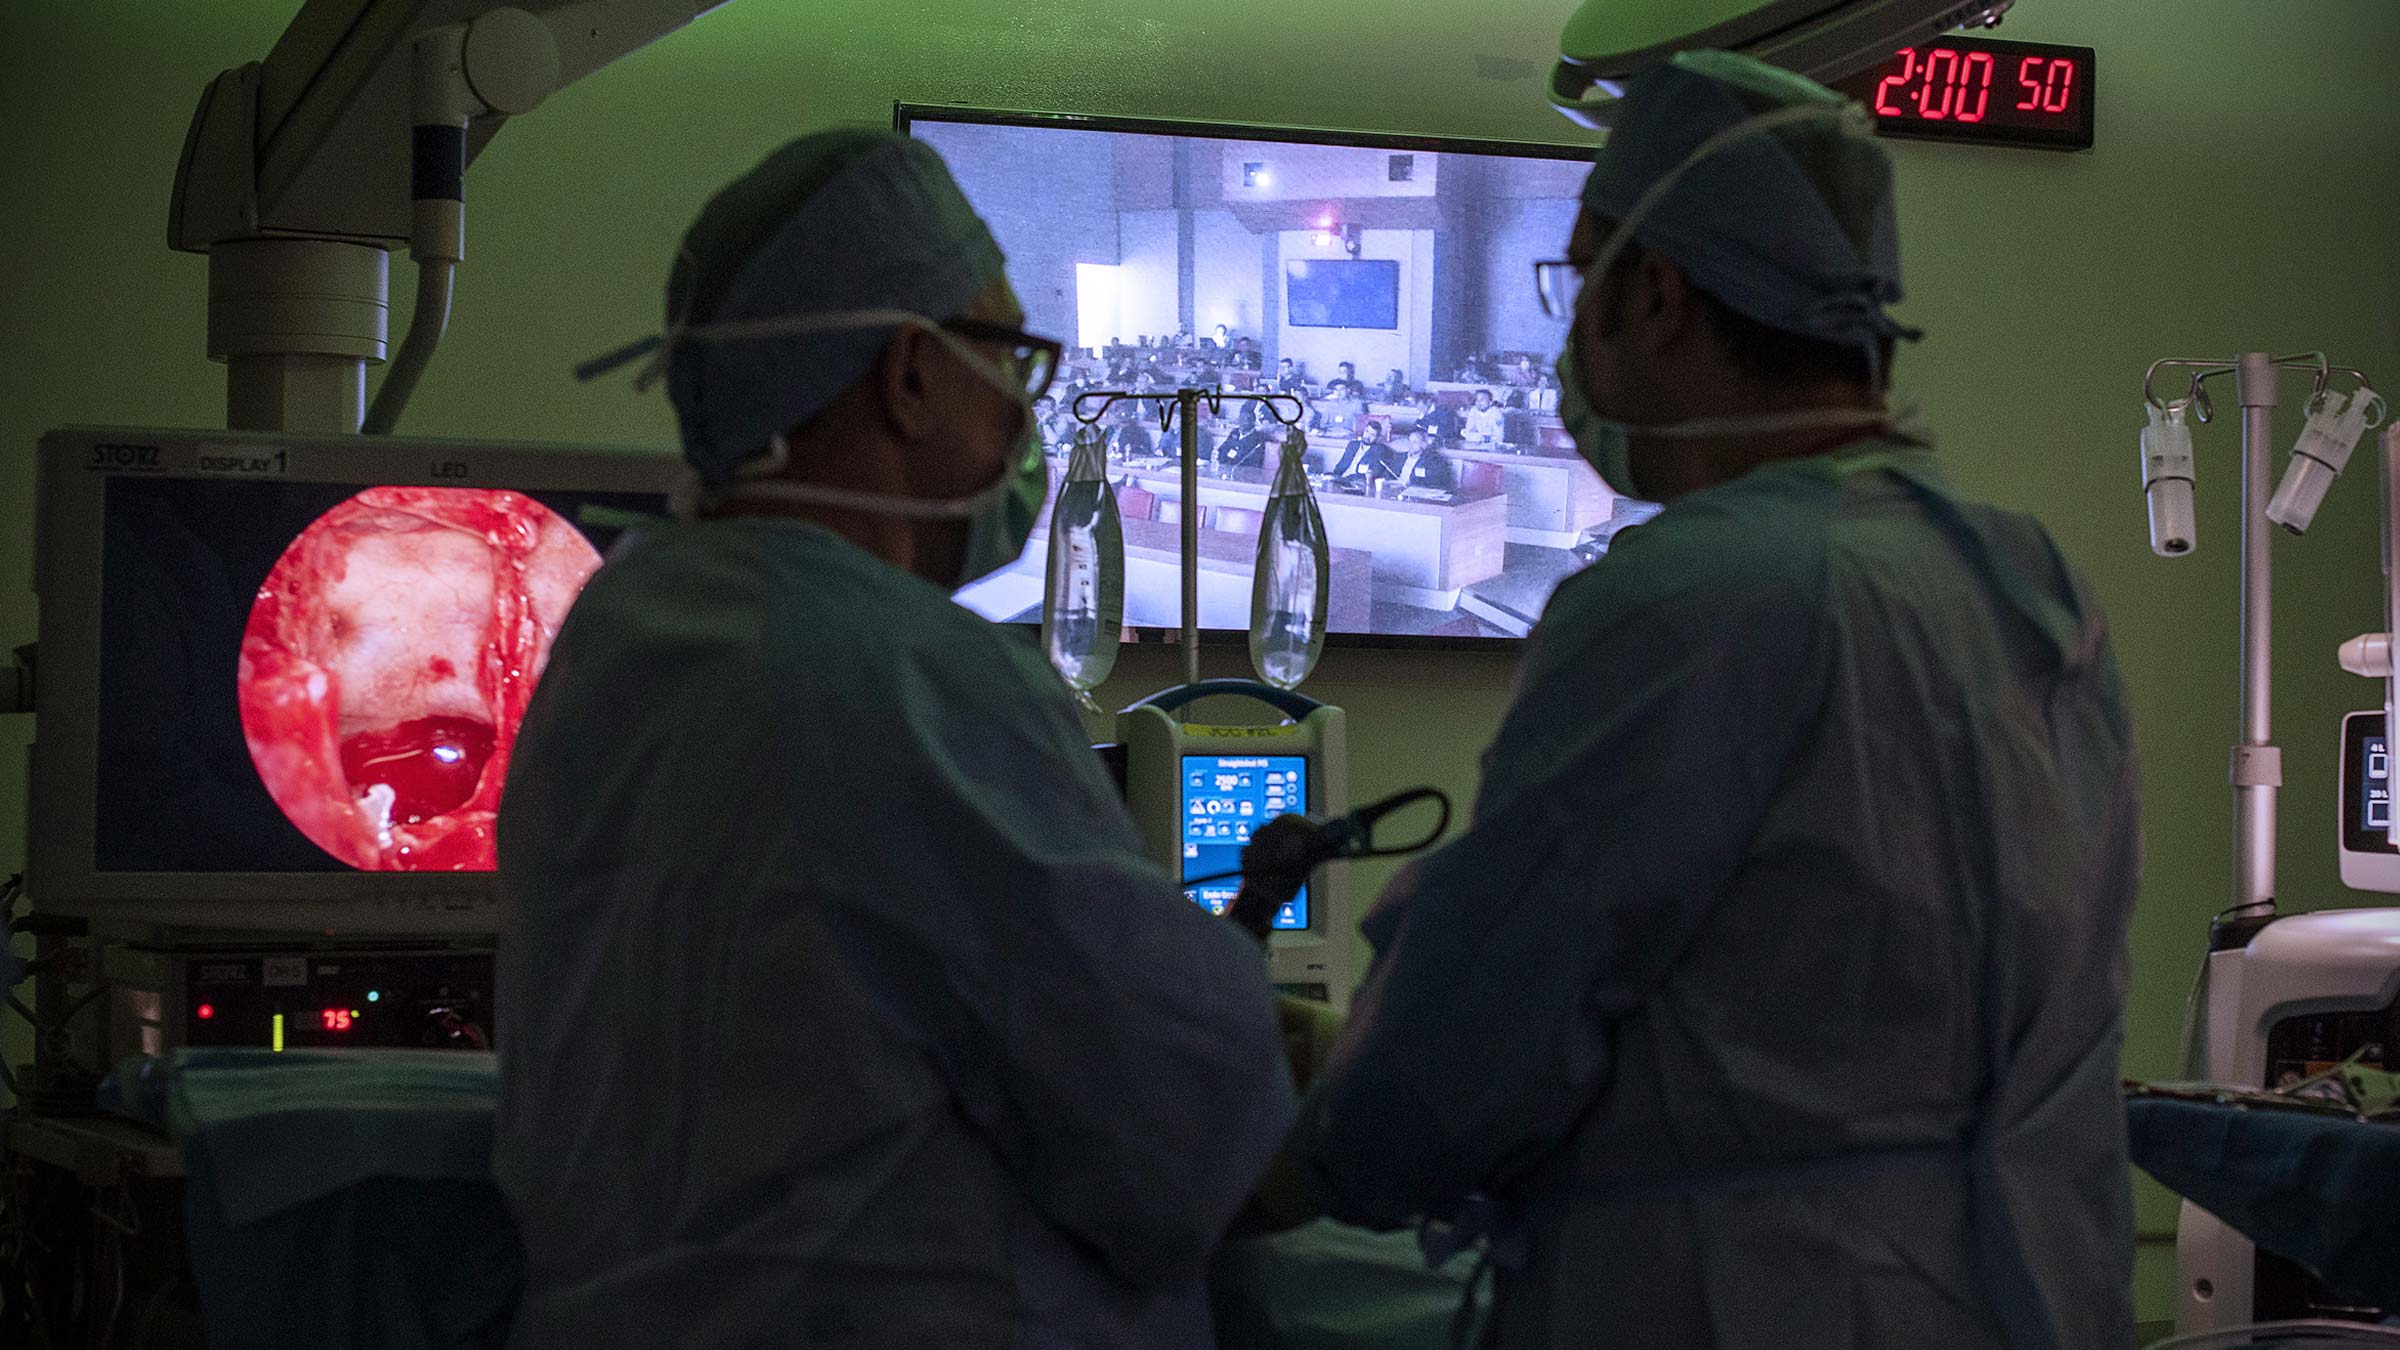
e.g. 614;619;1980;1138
908;112;1660;642
237;488;602;871
95;477;657;875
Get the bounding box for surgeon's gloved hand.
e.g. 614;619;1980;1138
1226;813;1325;944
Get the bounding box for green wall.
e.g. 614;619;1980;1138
4;1;2396;1328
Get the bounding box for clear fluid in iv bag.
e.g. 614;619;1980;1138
1250;427;1330;690
1043;425;1125;697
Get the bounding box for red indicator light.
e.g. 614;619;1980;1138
197;1003;216;1021
321;1008;354;1031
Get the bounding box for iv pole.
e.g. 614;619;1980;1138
2142;350;2378;926
1072;388;1308;690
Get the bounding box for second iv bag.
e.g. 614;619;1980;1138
1251;426;1331;690
1042;423;1125;703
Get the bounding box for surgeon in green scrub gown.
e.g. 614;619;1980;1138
1273;51;2140;1350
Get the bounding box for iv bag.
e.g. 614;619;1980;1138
1042;424;1124;704
1250;427;1331;691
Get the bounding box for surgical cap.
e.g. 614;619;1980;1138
665;130;1007;485
1582;50;1923;359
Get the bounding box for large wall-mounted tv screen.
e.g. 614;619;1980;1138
1287;259;1399;330
897;105;1645;646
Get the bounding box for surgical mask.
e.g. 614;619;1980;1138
1555;336;1633;496
1556;331;1919;499
678;317;1047;588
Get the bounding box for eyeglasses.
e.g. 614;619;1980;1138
1532;259;1586;321
944;318;1064;401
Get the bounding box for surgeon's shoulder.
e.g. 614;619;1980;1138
1547;474;1836;631
674;520;1076;717
553;520;784;661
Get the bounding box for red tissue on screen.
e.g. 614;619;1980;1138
237;488;602;871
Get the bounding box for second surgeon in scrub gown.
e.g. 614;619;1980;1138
495;132;1293;1349
1279;53;2139;1350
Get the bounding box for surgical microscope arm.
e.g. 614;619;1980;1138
169;1;730;433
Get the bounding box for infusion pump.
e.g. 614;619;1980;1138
1109;681;1350;1006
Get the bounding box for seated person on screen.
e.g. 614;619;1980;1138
1461;388;1508;447
1529;370;1562;414
1214;421;1269;470
1377;368;1410;403
1505;353;1541;387
1208;323;1232;349
1209;398;1267;461
1324;361;1363;400
1414;392;1463;447
1035;395;1077;451
1329;419;1400;483
1390;427;1457;492
1275;357;1306;394
1110;407;1158;460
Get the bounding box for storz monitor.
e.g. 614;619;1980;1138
28;427;678;932
898;106;1644;646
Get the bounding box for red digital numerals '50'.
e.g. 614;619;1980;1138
2014;55;2076;113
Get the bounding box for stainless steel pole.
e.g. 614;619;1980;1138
2233;351;2281;915
1180;389;1202;689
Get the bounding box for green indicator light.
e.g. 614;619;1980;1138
367;990;381;1003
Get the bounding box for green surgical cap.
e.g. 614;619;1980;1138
663;130;1007;483
1582;50;1923;362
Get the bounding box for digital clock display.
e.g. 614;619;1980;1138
1836;36;2095;151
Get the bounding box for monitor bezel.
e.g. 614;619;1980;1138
2343;710;2397;858
29;425;680;933
893;102;1599;654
